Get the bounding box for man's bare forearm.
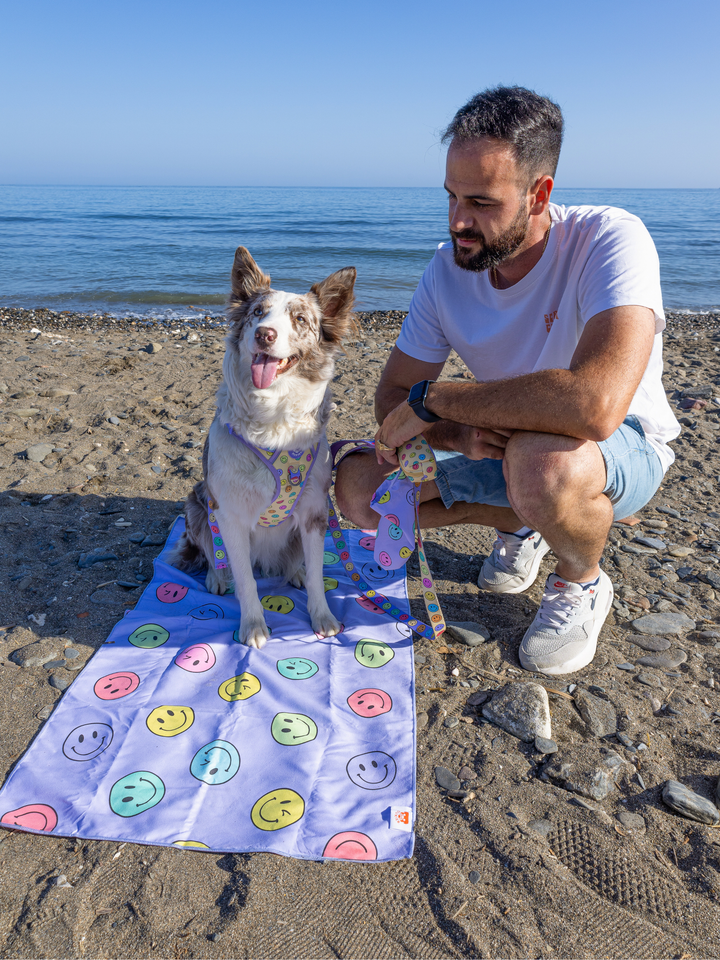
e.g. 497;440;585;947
374;386;465;450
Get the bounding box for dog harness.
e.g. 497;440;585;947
207;424;320;569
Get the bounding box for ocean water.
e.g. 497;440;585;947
0;185;718;317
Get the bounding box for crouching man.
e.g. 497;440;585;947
336;85;679;677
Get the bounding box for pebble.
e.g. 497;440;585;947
573;689;617;737
39;387;75;398
657;506;684;519
444;620;491;646
636;672;666;689
636;650;688;670
634;536;667;551
527;818;553;837
53;875;72;888
145;342;163;353
151;465;163;474
416;712;428;729
617;810;646;834
622;544;656;555
541;745;627;801
10;637;66;668
443;716;459;728
702;571;720;590
616;663;636;672
534;736;558;754
78;550;119;569
458;765;474;781
435;766;461;792
668;545;695;558
466;690;491;707
662;780;720;824
12;408;40;417
42;659;67;670
108;416;120;425
209;933;222;943
631;612;696;635
468;870;481;884
63;648;79;660
482;682;552;742
631;635;672;652
26;443;54;463
49;675;71;691
36;705;54;720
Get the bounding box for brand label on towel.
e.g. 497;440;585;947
391;805;413;832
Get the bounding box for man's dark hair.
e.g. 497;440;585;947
441;85;564;182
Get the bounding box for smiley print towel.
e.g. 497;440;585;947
0;519;415;861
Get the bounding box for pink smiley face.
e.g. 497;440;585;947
94;671;141;700
358;536;376;551
174;643;216;673
378;551;392;567
347;688;393;718
156;582;189;603
323;831;377;861
385;514;399;525
1;804;58;833
355;596;384;614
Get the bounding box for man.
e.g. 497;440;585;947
335;85;679;677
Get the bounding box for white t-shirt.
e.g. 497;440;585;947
396;202;680;472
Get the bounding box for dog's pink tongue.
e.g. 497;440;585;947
251;354;280;389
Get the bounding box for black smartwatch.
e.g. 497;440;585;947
407;380;441;423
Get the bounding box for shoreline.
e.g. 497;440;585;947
1;305;719;336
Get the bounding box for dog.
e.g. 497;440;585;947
168;246;356;648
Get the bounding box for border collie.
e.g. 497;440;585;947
169;246;356;648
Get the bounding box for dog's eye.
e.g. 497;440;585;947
253;306;264;317
295;315;306;325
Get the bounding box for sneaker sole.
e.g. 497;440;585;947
519;570;614;676
478;540;552;595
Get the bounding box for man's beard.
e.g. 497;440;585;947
450;203;530;273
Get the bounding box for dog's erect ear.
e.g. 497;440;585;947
311;267;357;344
230;247;271;303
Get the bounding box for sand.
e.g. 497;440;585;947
1;306;720;958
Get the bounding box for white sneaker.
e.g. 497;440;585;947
477;530;551;594
519;568;614;676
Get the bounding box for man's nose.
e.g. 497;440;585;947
449;203;473;233
255;326;277;345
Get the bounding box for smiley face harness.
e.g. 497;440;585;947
207;424;320;569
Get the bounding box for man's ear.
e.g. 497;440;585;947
528;175;554;216
230;247;271;303
311;267;357;345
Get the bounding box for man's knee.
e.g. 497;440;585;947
504;431;605;518
335;453;379;528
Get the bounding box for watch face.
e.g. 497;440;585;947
408;381;426;406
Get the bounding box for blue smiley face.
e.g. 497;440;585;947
361;562;392;583
388;524;403;540
190;740;241;785
189;603;225;620
276;657;319;680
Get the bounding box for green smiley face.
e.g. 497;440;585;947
109;771;165;817
354;639;395;668
261;595;295;614
128;623;170;648
271;713;318;745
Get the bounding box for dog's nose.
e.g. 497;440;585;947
255;326;277;345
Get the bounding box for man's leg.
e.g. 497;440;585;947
335;451;521;532
502;431;612;583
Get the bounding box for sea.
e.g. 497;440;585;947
1;186;718;319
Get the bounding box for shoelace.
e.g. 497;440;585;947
535;587;583;628
494;533;531;572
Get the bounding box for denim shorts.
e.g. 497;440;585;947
434;416;664;520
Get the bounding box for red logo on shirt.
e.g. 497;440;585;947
544;309;558;332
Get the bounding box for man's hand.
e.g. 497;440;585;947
374;399;426;465
452;424;514;460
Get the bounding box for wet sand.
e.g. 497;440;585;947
1;306;720;958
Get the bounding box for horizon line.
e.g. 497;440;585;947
0;183;717;191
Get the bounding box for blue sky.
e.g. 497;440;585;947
1;0;718;188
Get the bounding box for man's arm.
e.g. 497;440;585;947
375;347;514;459
375;305;656;454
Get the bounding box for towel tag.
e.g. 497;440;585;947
390;806;413;832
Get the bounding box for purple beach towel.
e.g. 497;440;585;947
0;519;416;862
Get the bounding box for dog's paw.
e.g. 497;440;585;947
310;609;342;639
240;618;270;649
288;566;306;588
205;569;228;595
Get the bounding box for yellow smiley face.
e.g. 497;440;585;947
172;840;210;850
399;546;412;559
323;577;338;593
251;788;305;831
261;595;295;614
218;672;261;702
377;491;391;504
146;705;195;737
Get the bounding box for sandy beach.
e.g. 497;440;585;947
2;305;720;959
